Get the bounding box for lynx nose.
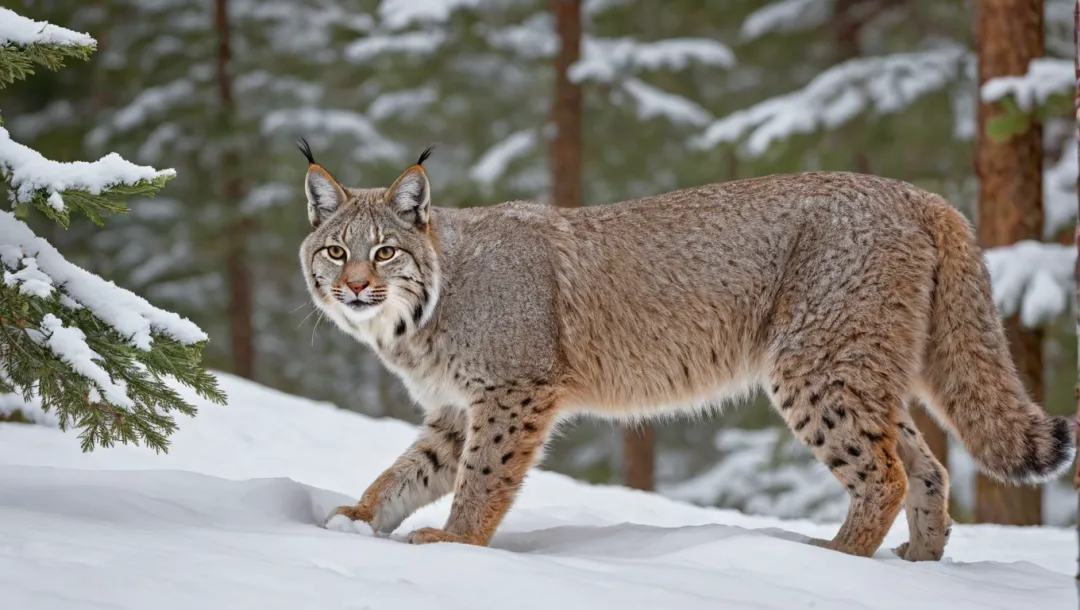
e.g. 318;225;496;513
345;280;368;295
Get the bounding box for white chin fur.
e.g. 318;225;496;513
338;302;382;324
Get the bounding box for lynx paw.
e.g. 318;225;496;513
405;527;470;545
323;507;375;536
892;541;942;562
893;520;951;562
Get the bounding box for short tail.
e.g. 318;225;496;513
917;196;1075;484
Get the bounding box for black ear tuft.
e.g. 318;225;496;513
416;144;436;166
297;137;316;164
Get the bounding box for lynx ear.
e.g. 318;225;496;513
298;138;346;228
386;147;434;227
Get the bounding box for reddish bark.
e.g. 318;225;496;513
214;0;255;379
973;0;1044;526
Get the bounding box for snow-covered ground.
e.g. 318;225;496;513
0;373;1074;609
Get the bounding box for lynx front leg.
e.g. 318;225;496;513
326;406;466;534
405;383;558;546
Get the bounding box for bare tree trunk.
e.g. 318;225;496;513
973;0;1044;526
548;0;655;489
549;0;582;210
623;425;655;490
214;0;255;379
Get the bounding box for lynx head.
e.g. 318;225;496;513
298;139;440;340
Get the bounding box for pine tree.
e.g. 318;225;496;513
0;7;224;452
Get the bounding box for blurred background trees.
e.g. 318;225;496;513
5;0;1076;526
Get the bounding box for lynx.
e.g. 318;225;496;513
299;140;1074;561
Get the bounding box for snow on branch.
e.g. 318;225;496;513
985;241;1075;327
261;108;405;162
86;80;197;148
0;210;207;349
0;7;95;86
345;31;446;62
470;130;536;186
570;37;735;83
377;0;481;30
38;314;133;407
981;58;1073;111
741;0;832;41
622;78;712;126
485;13;556;59
695;47;967;156
0;126;175;215
0;7;94;49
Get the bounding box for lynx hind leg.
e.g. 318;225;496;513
770;361;909;558
893;404;951;561
326;406;466;534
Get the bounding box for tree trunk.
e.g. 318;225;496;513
973;0;1044;526
214;0;255;379
549;0;582;210
548;0;655;489
623;425;656;491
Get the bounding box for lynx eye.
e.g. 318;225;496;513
326;245;347;260
373;246;396;262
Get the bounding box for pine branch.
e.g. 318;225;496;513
13;173;176;228
0;42;93;88
0;281;225;453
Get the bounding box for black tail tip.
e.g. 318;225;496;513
1016;416;1076;483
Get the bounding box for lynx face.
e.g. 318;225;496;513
298;142;440;338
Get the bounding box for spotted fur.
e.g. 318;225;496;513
301;154;1075;560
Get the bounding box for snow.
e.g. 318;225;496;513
0;210;207;348
260;108;405;162
981;58;1073;111
241;182;294;213
622;78;712;127
345;31;446;62
984;240;1076;327
584;0;631;15
470;129;536;185
37;314;133;408
377;0;481;30
1045;136;1078;237
0;6;95;49
367;87;439;121
325;513;376;535
0;373;1074;609
115;80;196;132
571;37;735;83
486;13;557;59
0;127;175;209
741;0;832;41
696;47;967;156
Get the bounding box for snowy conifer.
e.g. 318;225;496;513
0;8;223;451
